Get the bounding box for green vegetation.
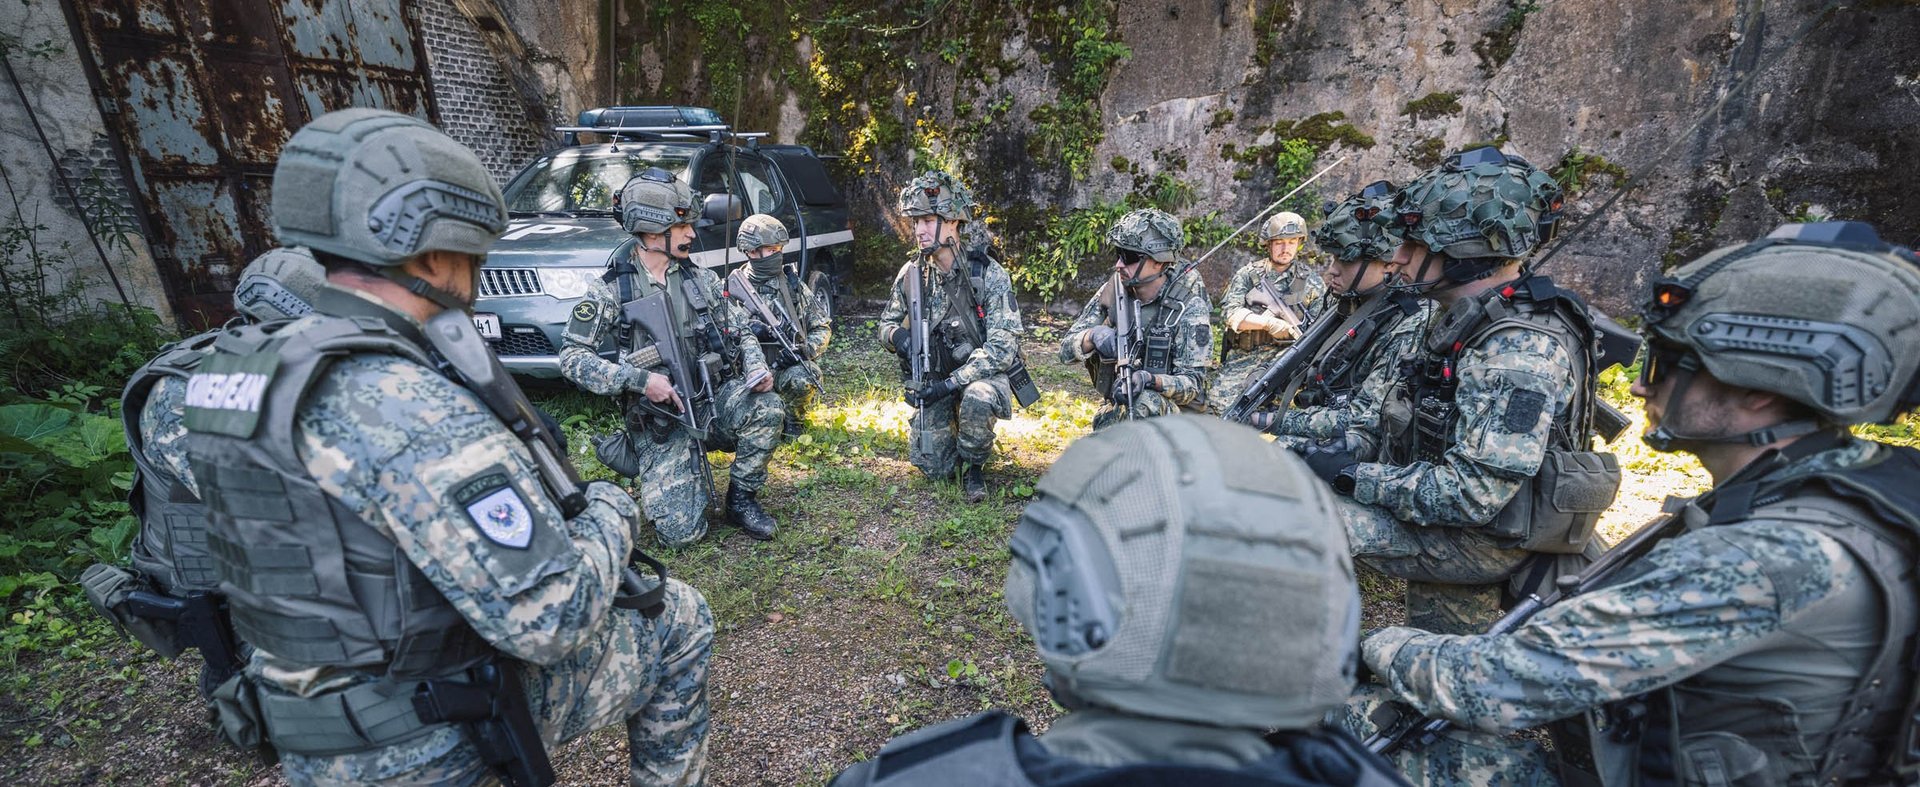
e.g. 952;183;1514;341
1401;92;1462;121
1409;136;1447;169
1551;147;1628;197
1026;1;1131;177
1474;0;1540;73
1251;0;1296;68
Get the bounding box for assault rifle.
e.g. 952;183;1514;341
725;268;824;398
1109;272;1141;419
904;262;934;393
1222;294;1354;424
426;309;585;517
1247;279;1307;337
621;289;722;513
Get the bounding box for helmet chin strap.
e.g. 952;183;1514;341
1641;356;1826;452
1121;257;1167;289
381;268;474;314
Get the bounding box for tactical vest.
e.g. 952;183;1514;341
1230;263;1313;352
1297;292;1420;409
1577;445;1920;787
1102;270;1200;376
185;316;492;679
123;330;221;594
608;256;734;370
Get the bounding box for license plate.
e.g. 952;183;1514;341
472;313;501;340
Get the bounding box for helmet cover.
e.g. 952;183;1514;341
1259;211;1309;242
1106;208;1186;264
1313;182;1400;264
1391;147;1561;265
896;170;974;222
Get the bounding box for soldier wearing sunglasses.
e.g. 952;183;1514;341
1060;209;1214;429
1352;221;1920;786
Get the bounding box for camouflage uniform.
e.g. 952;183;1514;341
1269;297;1435;445
745;267;831;425
1210;258;1327;416
1060;269;1212;430
559;251;782;546
1353;438;1903;785
877;248;1023;478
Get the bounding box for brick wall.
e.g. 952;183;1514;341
415;0;551;184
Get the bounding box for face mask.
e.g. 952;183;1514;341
750;254;783;280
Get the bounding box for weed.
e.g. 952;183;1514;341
1401;92;1463;121
1551;147;1628;197
1474;0;1540;73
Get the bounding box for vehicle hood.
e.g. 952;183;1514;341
487;217;633;269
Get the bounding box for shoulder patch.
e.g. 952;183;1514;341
571;300;598;323
455;470;534;549
182;351;280;437
1503;388;1549;433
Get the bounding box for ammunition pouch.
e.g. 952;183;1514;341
1227;329;1279;352
1488;450;1621;554
210;672;270;756
81;563;183;658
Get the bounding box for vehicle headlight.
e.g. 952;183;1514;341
541;267;602;300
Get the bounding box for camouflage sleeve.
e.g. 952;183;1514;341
1059;285;1111;364
950;262;1023;385
557;281;644;397
702;268;768;379
139;375;199;498
877;262;911;345
796;280;832;359
1349;325;1576;526
1155;278;1214;405
1220;262;1260;329
1298;266;1330;320
1362;522;1863;732
1275;301;1430;441
297;355;636;665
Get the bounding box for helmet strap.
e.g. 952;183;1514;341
1122;261;1166;290
380;267;472;314
1642;359;1828;451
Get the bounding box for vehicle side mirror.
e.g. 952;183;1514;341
702;193;743;224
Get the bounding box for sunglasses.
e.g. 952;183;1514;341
1637;339;1692;388
1115;249;1148;267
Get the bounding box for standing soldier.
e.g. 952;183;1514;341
1060;208;1212;429
1355;221;1920;786
1252;182;1434;444
830;415;1409;786
1301;148;1615;636
728;213;830;438
877;171;1027;503
82;247;324;699
1210;210;1328;415
183;109;711;785
561;168;786;543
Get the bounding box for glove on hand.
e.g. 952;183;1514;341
1085;326;1118;360
890;327;912;356
917;377;962;405
1110;370;1156;404
1263;316;1298;340
749;321;775;341
1302;439;1357;488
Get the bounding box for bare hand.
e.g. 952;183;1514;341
643;372;683;411
752;371;775;393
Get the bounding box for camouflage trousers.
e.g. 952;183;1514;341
1338;683;1561;786
631;376;785;547
281;579;714;787
1091;389;1183;431
1336;497;1531;635
908;374;1011;479
1206;340;1287;416
774;360;822;425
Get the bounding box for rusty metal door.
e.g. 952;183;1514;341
62;0;439;327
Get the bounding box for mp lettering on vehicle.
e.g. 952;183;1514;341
502;223;591;242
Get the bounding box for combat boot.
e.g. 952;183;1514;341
725;484;778;540
962;464;987;504
783;413;805;438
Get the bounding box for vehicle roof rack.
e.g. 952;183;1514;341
557;105;771;146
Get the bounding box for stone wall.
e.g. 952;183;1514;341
415;0;556;183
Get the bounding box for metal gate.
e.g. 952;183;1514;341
62;0;440;328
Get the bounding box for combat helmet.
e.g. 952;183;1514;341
1004;415;1359;731
1107;208;1185;264
620;167;697;236
734;213;790;253
1258;211;1309;242
272;109;505;269
233;246;325;322
896;170;974;222
1392;147;1562;282
1313;180;1400;266
1639;221;1920;440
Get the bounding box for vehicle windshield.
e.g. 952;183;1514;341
502;148;691;215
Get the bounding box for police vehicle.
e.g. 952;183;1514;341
474;106;852;378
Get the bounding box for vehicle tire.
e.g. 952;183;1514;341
807;269;834;323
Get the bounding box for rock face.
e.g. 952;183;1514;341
599;0;1919;309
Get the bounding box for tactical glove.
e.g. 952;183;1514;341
1085;325;1118;360
1110;369;1156;404
749;321;775;342
916;377;963;405
889;327;912;356
1302;439;1357;489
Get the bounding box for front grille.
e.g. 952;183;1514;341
480;268;542;297
496;329;556;356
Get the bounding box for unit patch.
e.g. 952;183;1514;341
572;301;598;323
1504;388;1549;433
454;471;533;549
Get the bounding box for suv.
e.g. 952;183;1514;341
474;106;852;378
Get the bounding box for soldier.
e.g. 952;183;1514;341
1301;148;1614;636
1353;221;1920;786
1210;210;1328;415
728;213;830;438
81;247;324;699
1250;182;1435;444
182;109;711;785
829;415;1408;786
1059;208;1212;429
561;167;786;543
877;171;1027;503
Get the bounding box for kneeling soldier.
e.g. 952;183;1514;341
726;213;831;439
1060;208;1213;429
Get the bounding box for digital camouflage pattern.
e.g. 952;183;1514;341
1338;318;1581;634
1061;269;1213;430
1338;683;1559;786
1105;208;1183;263
559;256;782;546
1356;439;1886;784
746;269;831;424
897;171;975;222
1209;258;1329;416
140;375;198;498
1269;299;1437;441
216;333;713;785
877;251;1024;477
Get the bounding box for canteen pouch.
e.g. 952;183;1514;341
1489;450;1620;554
